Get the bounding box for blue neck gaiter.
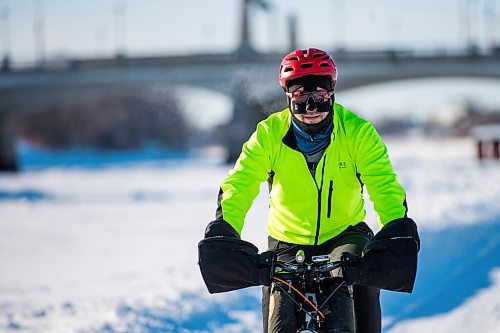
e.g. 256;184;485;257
291;114;333;154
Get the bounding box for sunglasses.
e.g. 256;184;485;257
285;89;334;104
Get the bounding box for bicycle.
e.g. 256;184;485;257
270;250;356;333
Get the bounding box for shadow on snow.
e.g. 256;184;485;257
382;218;500;329
90;219;499;332
0;189;52;202
92;290;262;333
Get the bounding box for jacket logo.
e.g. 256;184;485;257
339;162;346;169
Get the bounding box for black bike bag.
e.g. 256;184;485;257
198;236;273;294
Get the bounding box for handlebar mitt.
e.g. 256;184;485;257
198;236;273;294
356;217;420;293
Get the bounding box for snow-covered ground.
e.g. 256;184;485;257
0;137;499;332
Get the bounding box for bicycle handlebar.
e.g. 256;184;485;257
273;260;344;276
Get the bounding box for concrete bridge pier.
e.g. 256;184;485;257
0;112;18;172
225;74;284;163
226;84;258;163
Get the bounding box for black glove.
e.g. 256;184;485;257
341;252;362;285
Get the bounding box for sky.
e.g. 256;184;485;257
2;0;500;128
1;0;499;64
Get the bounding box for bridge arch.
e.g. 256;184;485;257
1;53;500;170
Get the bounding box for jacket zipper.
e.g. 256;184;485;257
327;180;333;218
313;154;327;246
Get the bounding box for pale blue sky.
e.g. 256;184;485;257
1;0;498;64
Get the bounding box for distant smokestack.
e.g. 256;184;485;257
288;13;297;51
237;0;269;55
114;2;127;59
33;0;46;67
239;0;254;54
0;5;11;71
484;0;496;51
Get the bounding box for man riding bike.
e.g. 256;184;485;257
199;48;420;333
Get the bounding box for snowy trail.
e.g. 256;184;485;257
0;137;499;332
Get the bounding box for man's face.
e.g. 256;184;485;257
289;87;331;124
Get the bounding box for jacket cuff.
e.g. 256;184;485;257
204;219;240;239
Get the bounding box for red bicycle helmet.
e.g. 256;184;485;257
279;48;337;89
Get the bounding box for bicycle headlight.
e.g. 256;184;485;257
296;250;305;264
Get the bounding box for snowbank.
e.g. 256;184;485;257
0;137;499;332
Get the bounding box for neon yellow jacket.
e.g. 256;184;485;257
218;103;408;245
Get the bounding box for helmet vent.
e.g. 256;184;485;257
279;48;337;88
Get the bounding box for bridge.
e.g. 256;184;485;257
2;0;500;171
1;51;500;171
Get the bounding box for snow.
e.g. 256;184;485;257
388;269;500;333
0;137;499;332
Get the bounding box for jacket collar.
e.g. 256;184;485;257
282;103;338;151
